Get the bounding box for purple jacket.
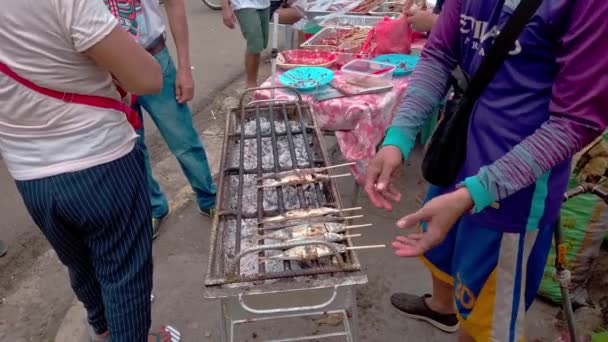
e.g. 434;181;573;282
383;0;608;232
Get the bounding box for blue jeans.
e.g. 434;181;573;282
135;48;216;218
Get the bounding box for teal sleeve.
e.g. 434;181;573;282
382;126;415;161
461;176;496;213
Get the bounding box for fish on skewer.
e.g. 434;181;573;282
259;243;385;262
259;222;373;241
259;172;351;188
284;232;361;243
258;162;356;181
259;207;362;225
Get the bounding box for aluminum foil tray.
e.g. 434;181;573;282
318;14;399;27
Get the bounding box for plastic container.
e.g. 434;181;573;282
341;59;396;87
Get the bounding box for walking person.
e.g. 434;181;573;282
222;0;270;88
365;0;608;340
0;0;178;341
104;0;217;239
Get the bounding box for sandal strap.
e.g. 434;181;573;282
148;332;162;342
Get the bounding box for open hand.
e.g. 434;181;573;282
392;187;473;257
175;67;194;103
365;145;404;211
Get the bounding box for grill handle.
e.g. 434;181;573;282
227;240;346;276
239;86;303;107
238;286;339;314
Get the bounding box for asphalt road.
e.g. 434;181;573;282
0;1;244;339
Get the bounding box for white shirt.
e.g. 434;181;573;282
231;0;270;11
0;0;138;181
105;0;167;48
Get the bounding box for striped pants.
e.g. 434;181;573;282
16;148;153;342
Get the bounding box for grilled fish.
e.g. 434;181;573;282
260;222;349;241
259;207;361;225
259;167;326;181
261;173;331;188
260;243;346;262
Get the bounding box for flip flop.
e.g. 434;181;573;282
149;325;181;342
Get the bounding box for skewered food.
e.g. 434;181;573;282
259;207;362;225
260;172;350;188
258;162;355;181
260;222;371;241
259;243;385;262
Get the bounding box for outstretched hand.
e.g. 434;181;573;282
392;187;473;257
365;146;404;211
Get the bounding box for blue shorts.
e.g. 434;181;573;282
421;185;554;342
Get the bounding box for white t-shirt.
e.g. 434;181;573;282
0;0;138;181
105;0;166;48
231;0;270;11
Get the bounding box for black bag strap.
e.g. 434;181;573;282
462;0;543;103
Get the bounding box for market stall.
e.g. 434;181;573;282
255;7;430;185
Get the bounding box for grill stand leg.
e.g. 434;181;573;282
220;299;230;342
215;286;360;341
345;286;359;342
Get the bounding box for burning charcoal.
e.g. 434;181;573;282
224;219;260;276
228;175;259;215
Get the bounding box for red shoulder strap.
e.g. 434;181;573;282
0;61;142;130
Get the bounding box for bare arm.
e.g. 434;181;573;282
164;0;191;70
85;26;162;95
222;0;237;29
163;0;195;103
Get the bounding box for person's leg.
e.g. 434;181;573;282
15;178;109;336
137;49;216;211
235;8;267;88
57;148;154;342
133;102;170;220
245;53;261;89
452;217;542;342
390;185;460;332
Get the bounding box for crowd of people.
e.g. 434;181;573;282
0;0;607;341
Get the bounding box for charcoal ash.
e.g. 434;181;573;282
223;219;258;276
227;175;323;215
230;135;317;171
236;117;303;136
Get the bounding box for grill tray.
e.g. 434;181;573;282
205;87;363;288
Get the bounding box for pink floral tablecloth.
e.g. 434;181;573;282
254;40;426;185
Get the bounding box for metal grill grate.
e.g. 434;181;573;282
206;88;362;287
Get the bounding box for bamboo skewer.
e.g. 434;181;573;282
343;223;373;230
257;162;355;181
342;215;364;221
256;216;367;231
320;162;356;171
345;244;386;251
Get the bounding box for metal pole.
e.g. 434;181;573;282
553;218;578;342
271;13;279;99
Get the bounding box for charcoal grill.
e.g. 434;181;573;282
205;87;368;342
